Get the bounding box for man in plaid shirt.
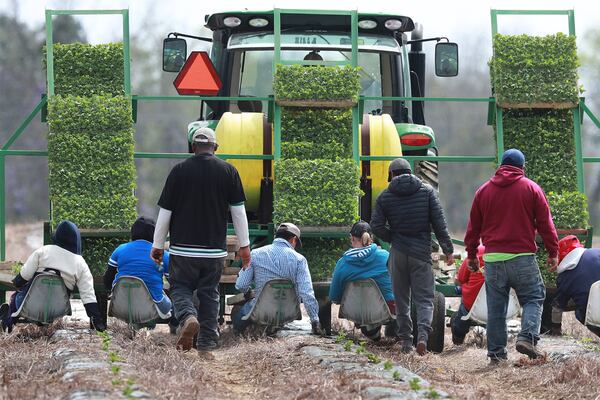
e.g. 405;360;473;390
233;223;323;335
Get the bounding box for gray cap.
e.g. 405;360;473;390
276;222;302;248
389;158;411;174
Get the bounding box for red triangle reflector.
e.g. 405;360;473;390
173;51;222;95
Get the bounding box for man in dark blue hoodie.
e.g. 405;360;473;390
371;158;454;355
553;235;600;338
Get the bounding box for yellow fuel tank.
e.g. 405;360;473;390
215;112;268;213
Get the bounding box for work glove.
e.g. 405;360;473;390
547;256;559;272
311;321;325;336
84;302;106;332
150;247;164;265
12;273;28;289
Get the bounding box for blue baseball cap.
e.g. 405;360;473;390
501;149;525;168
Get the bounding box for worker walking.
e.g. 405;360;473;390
464;149;559;363
552;235;600;338
151;123;251;352
371;158;454;355
233;223;323;336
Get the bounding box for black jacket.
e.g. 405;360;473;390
371;174;453;261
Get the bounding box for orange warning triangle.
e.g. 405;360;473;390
173;51;222;95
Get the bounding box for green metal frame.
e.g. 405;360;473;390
1;8;599;265
45;9;131;97
490;9;584;192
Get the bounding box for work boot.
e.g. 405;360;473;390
416;341;427;356
400;340;414;354
452;333;465;345
488;354;508;366
516;340;545;359
0;303;12;333
176;315;200;351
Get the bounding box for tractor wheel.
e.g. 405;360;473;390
411;291;446;353
415;160;439;190
428;291;446;353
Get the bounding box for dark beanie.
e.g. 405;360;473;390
501;149;525;168
53;220;82;255
131;217;155;242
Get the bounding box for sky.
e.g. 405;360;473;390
3;0;598;45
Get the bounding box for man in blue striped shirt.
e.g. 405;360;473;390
234;223;323;335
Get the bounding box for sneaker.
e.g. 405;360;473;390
416;341;427;356
196;338;219;352
452;333;465;345
516;340;544;359
176;316;200;351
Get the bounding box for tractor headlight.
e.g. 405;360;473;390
223;16;242;28
249;18;269;28
358;19;377;29
384;19;403;30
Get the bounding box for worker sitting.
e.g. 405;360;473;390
329;221;395;341
104;217;176;328
233;223;324;335
0;220;106;333
450;245;485;345
552;235;600;338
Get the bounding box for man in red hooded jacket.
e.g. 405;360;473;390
464;149;558;363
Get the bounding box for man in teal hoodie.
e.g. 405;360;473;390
329;221;395;340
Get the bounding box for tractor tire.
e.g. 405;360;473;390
415;160;439;190
428;291;446;353
411;291;446;353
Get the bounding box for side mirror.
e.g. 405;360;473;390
435;42;458;77
163;37;187;72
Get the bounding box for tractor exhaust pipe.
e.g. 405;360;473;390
408;22;425;125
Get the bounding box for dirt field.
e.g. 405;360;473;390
2;223;600;399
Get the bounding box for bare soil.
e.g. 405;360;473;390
2;223;600;399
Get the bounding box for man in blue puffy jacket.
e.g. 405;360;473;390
329;221;395;341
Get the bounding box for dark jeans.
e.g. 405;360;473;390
451;303;472;340
388;247;434;344
169;255;223;345
485;255;545;359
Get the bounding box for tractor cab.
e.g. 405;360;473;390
162;10;458;220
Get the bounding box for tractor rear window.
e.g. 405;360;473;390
235;49;386;113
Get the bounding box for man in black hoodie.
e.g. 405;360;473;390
371;158;454;355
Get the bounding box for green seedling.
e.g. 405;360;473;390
426;388;441;399
111;379;122;386
343;340;353;351
108;351;124;363
111;365;121;375
366;352;380;364
409;377;422;390
335;331;348;344
383;360;393;370
392;370;402;381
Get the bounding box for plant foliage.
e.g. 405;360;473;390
547;191;589;229
298;238;348;281
502;109;577;193
45;42;125;96
274;159;361;227
48;95;137;230
274;65;361;102
490;33;580;105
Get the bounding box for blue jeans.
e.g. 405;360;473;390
232;301;253;332
451;303;472;339
485;255;545;359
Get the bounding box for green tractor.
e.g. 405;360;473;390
162;10;458;351
163;10;457;221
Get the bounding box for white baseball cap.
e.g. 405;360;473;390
188;121;217;144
